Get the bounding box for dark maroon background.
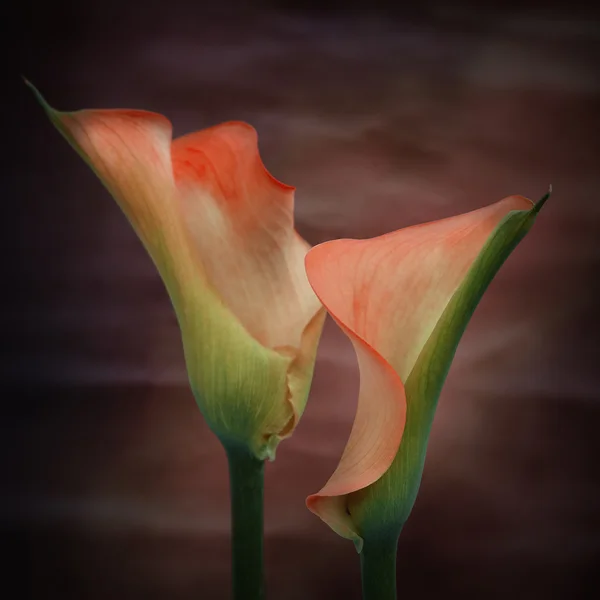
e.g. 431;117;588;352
6;1;600;598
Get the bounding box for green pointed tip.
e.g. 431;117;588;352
23;78;45;104
533;184;552;214
23;79;59;121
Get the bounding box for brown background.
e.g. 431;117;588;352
5;1;600;598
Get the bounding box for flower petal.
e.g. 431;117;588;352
306;322;406;552
171;124;321;352
306;196;533;383
30;81;321;355
279;307;328;436
26;81;201;308
305;195;544;544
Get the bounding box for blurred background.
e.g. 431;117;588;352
6;0;600;598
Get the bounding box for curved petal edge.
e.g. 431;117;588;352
304;281;407;551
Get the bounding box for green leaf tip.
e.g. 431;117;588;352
23;79;58;122
23;77;43;102
533;184;552;214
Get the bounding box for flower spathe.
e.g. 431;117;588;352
305;192;548;551
29;82;325;460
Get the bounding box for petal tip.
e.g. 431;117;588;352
306;493;365;552
305;493;320;513
24;79;54;115
533;185;552;214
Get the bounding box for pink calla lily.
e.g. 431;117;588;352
304;193;548;551
29;82;325;460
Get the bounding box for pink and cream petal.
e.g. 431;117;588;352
304;195;536;543
303;279;406;546
28;83;202;309
278;306;328;436
171;123;321;353
306;196;533;382
30;82;324;458
31;84;321;359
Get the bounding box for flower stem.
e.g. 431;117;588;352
360;533;399;600
226;445;266;600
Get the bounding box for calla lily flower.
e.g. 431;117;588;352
305;193;548;557
28;82;325;461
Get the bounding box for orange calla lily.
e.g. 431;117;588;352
28;82;325;461
305;193;548;555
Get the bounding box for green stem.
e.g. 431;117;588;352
226;445;265;600
360;534;399;600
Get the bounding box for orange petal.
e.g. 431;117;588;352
171;123;321;352
34;82;320;355
305;195;534;544
30;83;324;458
306;321;406;550
307;196;533;382
31;95;199;305
45;108;173;239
